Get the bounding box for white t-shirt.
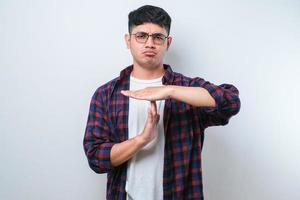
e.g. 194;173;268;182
125;75;165;200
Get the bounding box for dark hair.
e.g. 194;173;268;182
128;5;172;35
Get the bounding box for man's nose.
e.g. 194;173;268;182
145;35;155;47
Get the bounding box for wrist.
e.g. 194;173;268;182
165;85;176;99
134;134;148;147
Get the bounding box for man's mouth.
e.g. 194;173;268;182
143;51;156;56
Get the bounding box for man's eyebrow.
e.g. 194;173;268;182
135;31;166;34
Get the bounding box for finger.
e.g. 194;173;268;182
121;90;130;96
147;106;154;122
150;101;157;112
156;114;160;124
131;90;148;100
122;90;147;100
150;101;157;115
123;90;138;96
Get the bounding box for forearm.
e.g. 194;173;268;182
168;85;216;107
110;135;147;167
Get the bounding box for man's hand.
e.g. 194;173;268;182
110;101;160;167
121;86;173;101
138;101;160;145
122;85;216;107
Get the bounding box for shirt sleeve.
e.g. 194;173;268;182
189;77;241;128
83;88;115;173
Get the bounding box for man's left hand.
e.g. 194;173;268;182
121;86;173;101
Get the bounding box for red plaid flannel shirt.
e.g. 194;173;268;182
84;64;240;199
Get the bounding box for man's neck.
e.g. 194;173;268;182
131;63;165;80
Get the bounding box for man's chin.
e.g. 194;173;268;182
134;57;162;69
141;61;161;69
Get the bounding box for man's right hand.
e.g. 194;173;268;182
138;101;160;145
110;100;160;167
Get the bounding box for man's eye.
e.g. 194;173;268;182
154;35;164;40
136;33;148;39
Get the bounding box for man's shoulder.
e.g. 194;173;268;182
99;76;119;91
93;76;119;96
91;65;132;100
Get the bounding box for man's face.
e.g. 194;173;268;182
125;23;172;69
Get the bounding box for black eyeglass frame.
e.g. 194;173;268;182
130;32;169;45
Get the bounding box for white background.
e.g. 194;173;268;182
1;0;299;199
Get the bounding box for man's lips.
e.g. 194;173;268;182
143;51;156;56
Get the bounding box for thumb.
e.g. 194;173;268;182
156;114;160;124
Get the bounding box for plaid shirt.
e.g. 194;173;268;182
83;64;240;200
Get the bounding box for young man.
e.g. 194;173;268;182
83;5;240;200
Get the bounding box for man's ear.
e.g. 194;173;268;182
166;36;172;50
125;34;131;49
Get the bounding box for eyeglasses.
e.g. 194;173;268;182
130;32;169;45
